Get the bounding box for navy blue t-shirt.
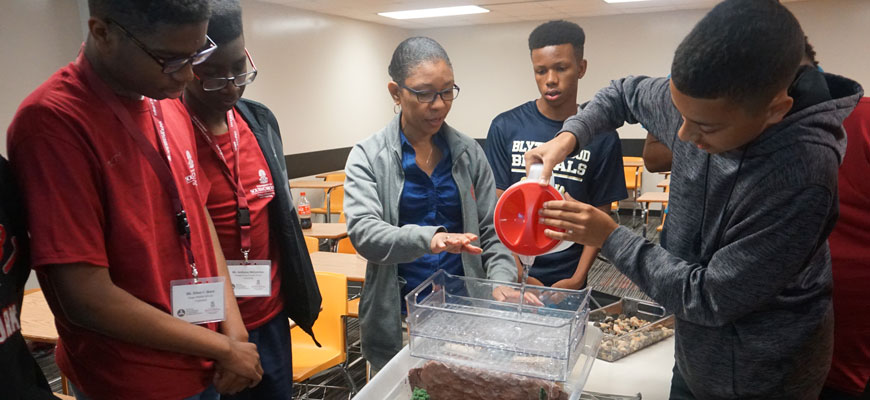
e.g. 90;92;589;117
397;129;463;312
484;101;627;286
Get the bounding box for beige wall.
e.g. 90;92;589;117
0;0;83;157
415;0;870;196
240;0;409;155
417;0;870;141
5;0;867;155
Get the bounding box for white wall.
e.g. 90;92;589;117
415;0;870;197
0;0;83;157
3;0;868;199
240;0;409;155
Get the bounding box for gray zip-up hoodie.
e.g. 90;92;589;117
561;73;862;399
344;114;517;369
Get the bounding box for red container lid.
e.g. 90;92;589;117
494;180;565;256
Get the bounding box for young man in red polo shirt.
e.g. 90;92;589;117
182;1;322;398
6;1;262;399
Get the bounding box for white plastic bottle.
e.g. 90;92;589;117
297;191;312;229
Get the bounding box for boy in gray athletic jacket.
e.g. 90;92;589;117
527;0;863;399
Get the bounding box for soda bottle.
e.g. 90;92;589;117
297;191;312;229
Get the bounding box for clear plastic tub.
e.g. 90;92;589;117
405;270;592;382
589;297;675;362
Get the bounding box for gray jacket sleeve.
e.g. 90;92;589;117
601;185;833;327
344;145;444;265
469;145;517;283
562;76;682;152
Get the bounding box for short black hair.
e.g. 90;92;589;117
88;0;210;34
388;37;452;84
208;0;244;46
671;0;805;110
528;20;585;60
804;36;819;67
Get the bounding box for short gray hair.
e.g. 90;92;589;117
388;37;452;84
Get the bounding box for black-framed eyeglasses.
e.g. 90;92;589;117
107;19;217;74
399;84;460;103
196;49;259;92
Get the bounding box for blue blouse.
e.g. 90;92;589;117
397;129;464;311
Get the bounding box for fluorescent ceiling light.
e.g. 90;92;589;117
603;0;653;3
378;5;490;20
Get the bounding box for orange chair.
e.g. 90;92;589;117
623;156;644;223
347;297;360;319
304;236;319;254
311;173;345;222
336;238;356;254
336;212;356;253
291;271;356;394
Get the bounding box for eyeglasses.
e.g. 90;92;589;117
196;49;259;92
107;19;217;74
399;84;460;103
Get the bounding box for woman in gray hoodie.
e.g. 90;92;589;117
343;37;517;372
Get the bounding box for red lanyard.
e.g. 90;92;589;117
189;109;252;261
78;54;200;281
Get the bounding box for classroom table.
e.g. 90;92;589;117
355;335;675;399
21;289;70;394
315;170;345;179
637;191;670;238
309;251;367;282
289;180;344;222
623;158;644;168
657;178;670;189
302;222;348;251
302;223;348;240
21;289;58;344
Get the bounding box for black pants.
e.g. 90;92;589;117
819;379;870;400
669;364;697;400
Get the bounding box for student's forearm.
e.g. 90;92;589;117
48;264;234;362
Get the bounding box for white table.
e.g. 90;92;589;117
583;336;674;399
354;335;674;399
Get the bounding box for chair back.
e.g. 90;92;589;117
291;271;348;353
336;237;356;254
623;156;644;191
304;236;319;254
324;173;345;211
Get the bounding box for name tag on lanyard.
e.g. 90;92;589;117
227;260;272;297
77;55;225;325
170;276;226;324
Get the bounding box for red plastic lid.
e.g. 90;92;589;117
494;180;565;256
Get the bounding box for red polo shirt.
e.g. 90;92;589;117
826;97;870;395
6;53;220;400
194;110;283;330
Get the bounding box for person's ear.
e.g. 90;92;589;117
388;81;401;104
764;89;794;126
576;59;587;80
88;17;117;53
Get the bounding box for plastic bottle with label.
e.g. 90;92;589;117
297;191;312;229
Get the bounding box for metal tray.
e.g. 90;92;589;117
589;297;674;362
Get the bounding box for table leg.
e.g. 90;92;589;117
641;202;649;239
325;187;333;223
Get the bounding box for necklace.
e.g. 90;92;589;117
426;145;435;166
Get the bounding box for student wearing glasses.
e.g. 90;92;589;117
6;1;263;399
182;1;322;398
343;37;517;373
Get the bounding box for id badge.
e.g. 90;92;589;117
170;276;226;324
227;260;272;297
